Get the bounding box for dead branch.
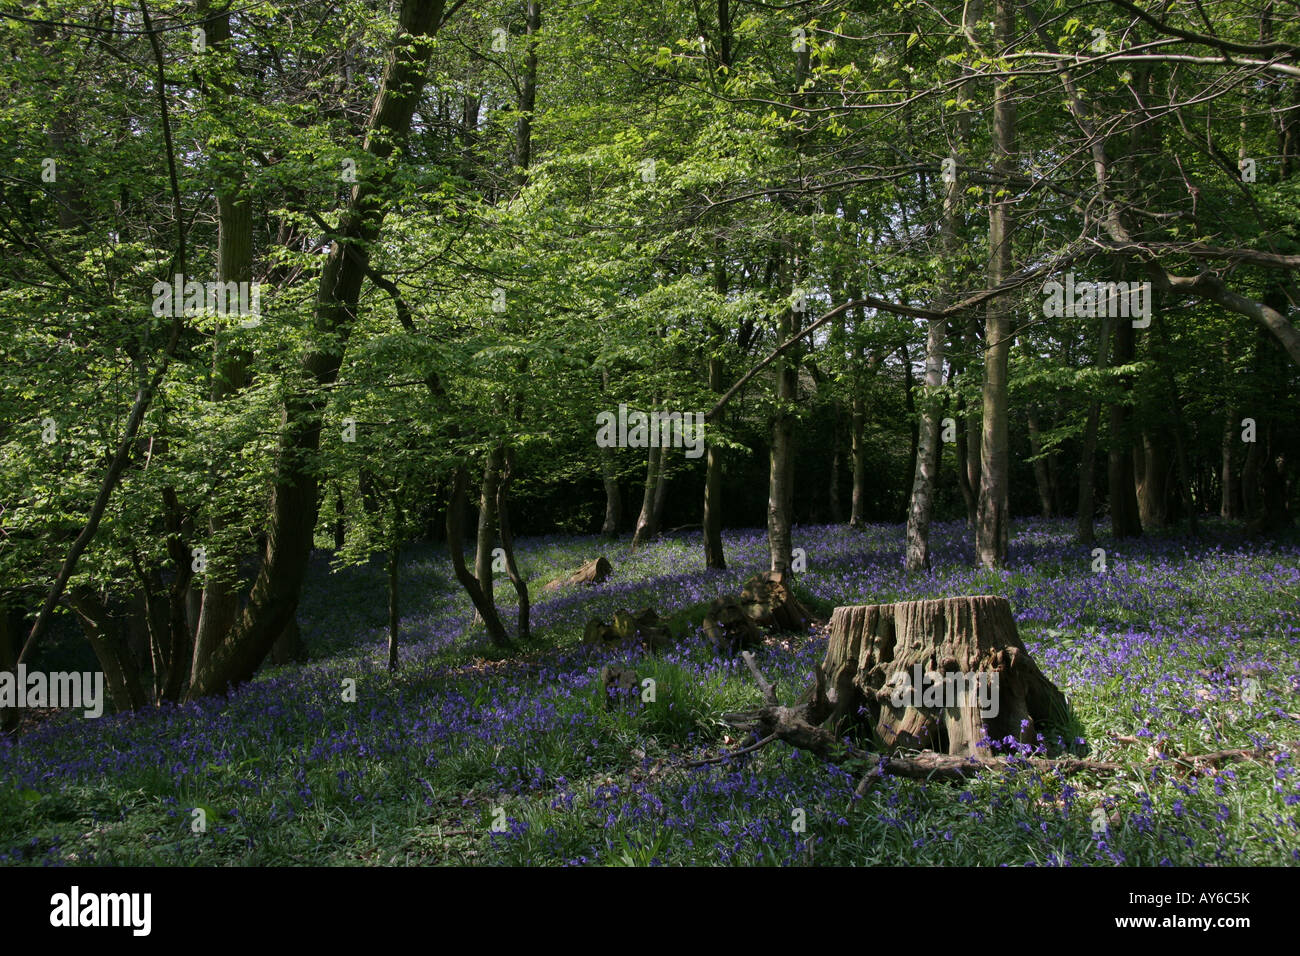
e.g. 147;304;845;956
720;650;1292;796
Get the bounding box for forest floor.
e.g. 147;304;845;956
3;517;1299;866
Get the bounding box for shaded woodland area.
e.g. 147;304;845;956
1;0;1298;871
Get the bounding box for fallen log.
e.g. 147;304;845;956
545;556;611;591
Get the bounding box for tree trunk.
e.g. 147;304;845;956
1107;320;1142;538
1221;405;1240;518
191;28;253;687
901;343;919;493
703;356;727;567
652;448;670;529
906;2;976;565
849;387;868;528
270;615;305;666
844;236;875;530
496;447;530;640
161;487;194;703
474;446;503;610
0;604;19;734
964;313;982;517
975;0;1016;569
1134;431;1168;531
632;442;663;547
768;270;799;572
67;587;148;713
1247;308;1294;533
334;486;346;550
1077;313;1115;544
905;316;945;570
951;324;978;530
513;0;540;184
387;542;400;671
187;0;448;698
600;459;621;538
828;412;844;525
447;467;510;646
811;595;1076;756
1024;405;1051;517
599;368;621;537
1242;417;1262;521
1152;320;1199;534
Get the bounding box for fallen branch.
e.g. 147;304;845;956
721;649;1293;796
682;734;778;768
854;744;1287;795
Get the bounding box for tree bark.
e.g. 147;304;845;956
951;322;978;530
599;369;621;537
1027;405;1054;517
905;0;977;567
600;463;621;538
768;267;799;572
652;447;670;530
191;0;253;688
905;318;944;570
1221;405;1241;518
513;0;540;185
811;596;1075;756
496;447;530;640
68;587;148;713
1077;313;1115;543
703;357;727;567
964;313;982;515
474;446;503;611
387;541;400;671
447;467;510;646
0;604;18;733
334;486;346;550
188;0;449;698
632;442;663;547
1107;319;1143;538
975;0;1016;569
1134;430;1168;530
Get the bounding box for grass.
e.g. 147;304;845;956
2;516;1298;866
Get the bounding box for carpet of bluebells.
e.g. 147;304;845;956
2;517;1298;866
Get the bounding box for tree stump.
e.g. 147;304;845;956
545;556;611;591
703;598;762;656
741;571;816;631
583;608;672;650
811;595;1078;756
599;664;639;710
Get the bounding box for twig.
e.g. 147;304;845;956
740;650;778;706
681;734;778;768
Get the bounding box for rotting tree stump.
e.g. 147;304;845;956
546;556;611;591
811;595;1078;757
583;608;672;651
703;598;762;656
740;571;816;632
